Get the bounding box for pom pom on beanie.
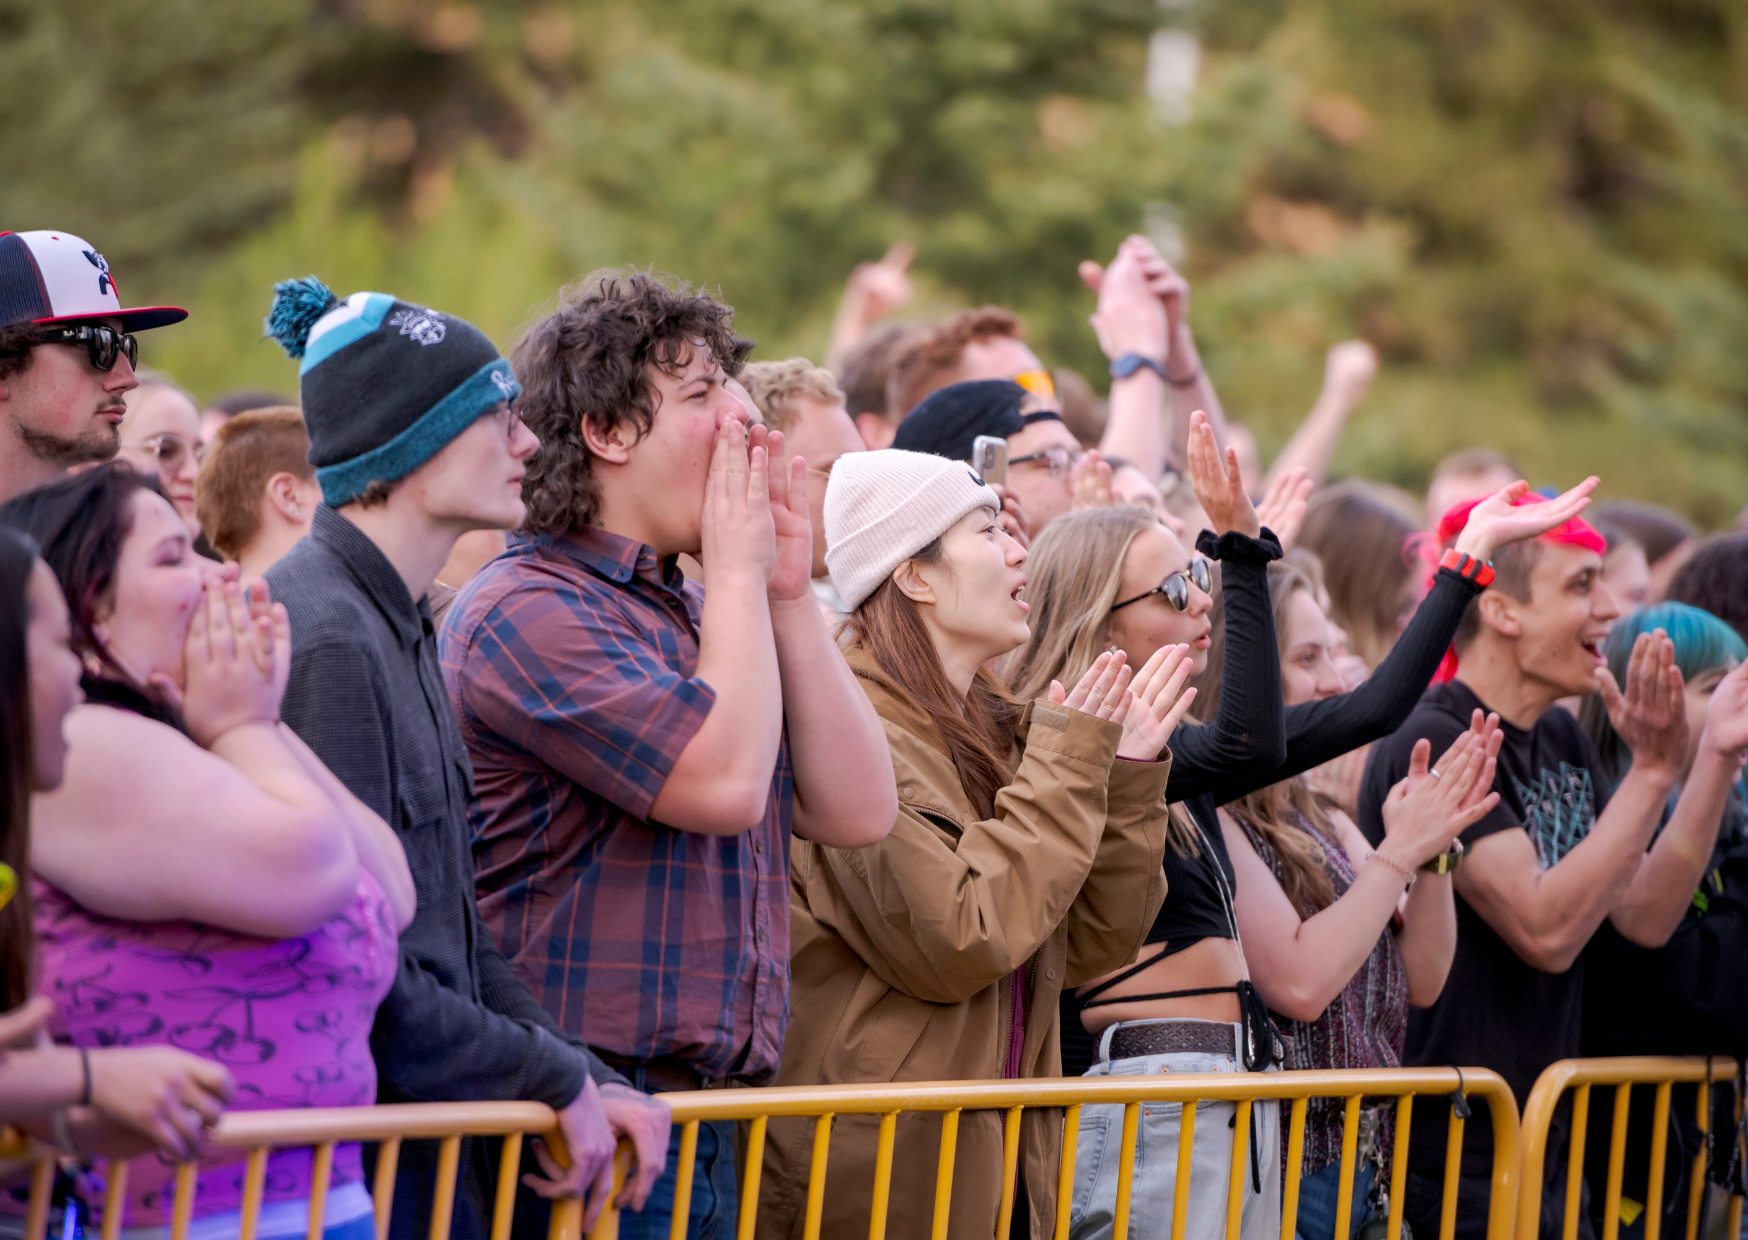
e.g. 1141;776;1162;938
824;449;1001;611
265;276;339;359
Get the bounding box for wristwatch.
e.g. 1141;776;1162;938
1109;352;1171;382
1421;840;1466;874
1438;547;1496;588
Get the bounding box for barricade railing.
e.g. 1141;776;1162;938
630;1067;1519;1240
0;1068;1519;1240
1517;1057;1743;1240
0;1101;585;1240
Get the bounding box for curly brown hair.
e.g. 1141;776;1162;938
512;271;751;535
0;321;49;382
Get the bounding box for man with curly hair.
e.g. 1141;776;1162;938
439;272;896;1239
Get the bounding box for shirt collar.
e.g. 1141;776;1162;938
518;525;688;595
310;505;427;647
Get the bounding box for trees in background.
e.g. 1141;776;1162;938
2;0;1743;521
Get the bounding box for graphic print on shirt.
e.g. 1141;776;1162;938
1514;763;1597;870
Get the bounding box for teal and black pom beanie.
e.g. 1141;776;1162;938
264;277;522;507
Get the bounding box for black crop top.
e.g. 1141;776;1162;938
1059;533;1486;1075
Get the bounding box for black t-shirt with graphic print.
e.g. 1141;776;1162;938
1358;679;1613;1183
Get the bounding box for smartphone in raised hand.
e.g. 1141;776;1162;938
972;436;1008;487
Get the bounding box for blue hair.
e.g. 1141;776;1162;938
1605;603;1747;686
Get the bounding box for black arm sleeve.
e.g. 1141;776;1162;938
1163;529;1287;802
1217;566;1482;805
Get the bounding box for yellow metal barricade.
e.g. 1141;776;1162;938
634;1067;1519;1240
0;1102;586;1240
1517;1057;1743;1240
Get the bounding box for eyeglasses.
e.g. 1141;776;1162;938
1012;369;1057;400
131;432;202;475
1110;556;1213;612
1008;445;1081;480
41;324;138;372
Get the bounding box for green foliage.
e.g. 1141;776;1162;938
2;0;1744;521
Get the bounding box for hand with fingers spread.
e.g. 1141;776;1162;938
523;1075;620;1229
1452;476;1599;562
1047;650;1135;725
1070;450;1113;511
598;1083;672;1212
699;417;777;591
1185;409;1258;538
1254;466;1314;551
166;577;286;747
1600;629;1689;777
1379;714;1504;870
763;428;815;603
1114;643;1198;760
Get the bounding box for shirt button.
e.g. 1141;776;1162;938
901;785;914;799
1046;969;1057;981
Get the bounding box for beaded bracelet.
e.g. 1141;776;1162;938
1365;848;1417;884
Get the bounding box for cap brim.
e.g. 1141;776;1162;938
35;306;188;331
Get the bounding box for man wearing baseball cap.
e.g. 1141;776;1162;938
0;230;187;502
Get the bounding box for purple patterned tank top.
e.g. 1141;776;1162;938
33;872;397;1227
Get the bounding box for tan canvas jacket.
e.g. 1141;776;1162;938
755;646;1172;1240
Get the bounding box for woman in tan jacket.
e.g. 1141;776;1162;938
757;449;1197;1240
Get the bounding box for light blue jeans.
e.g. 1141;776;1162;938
1069;1021;1281;1240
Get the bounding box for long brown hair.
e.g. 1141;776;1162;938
1006;505;1204;852
840;535;1017;819
1194;551;1340;913
1298;482;1420;670
0;530;39;1009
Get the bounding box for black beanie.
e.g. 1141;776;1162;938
892;379;1037;462
264;277;521;506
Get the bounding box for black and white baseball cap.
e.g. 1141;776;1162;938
0;230;186;331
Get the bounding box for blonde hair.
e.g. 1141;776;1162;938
1006;505;1203;851
739;358;844;434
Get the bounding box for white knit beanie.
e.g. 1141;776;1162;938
824;449;1000;611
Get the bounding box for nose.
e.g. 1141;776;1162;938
1315;656;1345;699
1003;529;1028;567
511;416;540;460
1595;579;1623;624
1187;581;1213;618
108;353;139;392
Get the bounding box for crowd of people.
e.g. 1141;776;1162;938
0;221;1746;1240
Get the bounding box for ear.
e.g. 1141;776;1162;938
580;415;636;465
1476;589;1523;639
891;558;937;606
264;472;305;520
852;411;893;451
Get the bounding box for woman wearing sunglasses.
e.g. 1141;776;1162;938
1010;413;1594;1240
116;371;205;542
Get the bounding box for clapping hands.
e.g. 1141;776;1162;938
1046;645;1198;761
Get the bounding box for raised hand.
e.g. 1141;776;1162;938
764;428;814;603
1451;476;1599;561
166;578;285;748
1082;242;1169;361
1116;643;1198;760
1598;630;1688;777
1186;409;1258;538
1379;715;1503;869
846;241;915;324
1071;450;1114;511
1048;650;1135;725
1700;660;1748;758
1321;340;1378;405
1254;466;1313;551
699;416;776;589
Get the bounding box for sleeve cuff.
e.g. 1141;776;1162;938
1196;528;1283;565
1107;747;1172;806
1433;566;1486;597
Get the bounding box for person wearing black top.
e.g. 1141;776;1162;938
1356;485;1739;1240
1013;433;1603;1239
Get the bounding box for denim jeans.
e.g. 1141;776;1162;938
1068;1020;1281;1240
616;1119;738;1240
1292;1157;1377;1240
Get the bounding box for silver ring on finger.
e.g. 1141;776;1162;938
1428;768;1442;780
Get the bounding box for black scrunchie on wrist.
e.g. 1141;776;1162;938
1194;527;1284;565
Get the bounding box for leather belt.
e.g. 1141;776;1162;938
596;1052;729;1094
1108;1019;1238;1062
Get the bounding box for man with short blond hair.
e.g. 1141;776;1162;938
739;358;865;609
194;406;321;577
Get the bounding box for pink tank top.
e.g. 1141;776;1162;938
33;871;398;1227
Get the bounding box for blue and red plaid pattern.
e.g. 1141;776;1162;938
439;526;792;1083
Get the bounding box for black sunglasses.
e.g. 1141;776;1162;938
41;324;138;372
1111;556;1213;612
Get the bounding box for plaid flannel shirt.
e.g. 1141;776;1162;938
439;526;792;1083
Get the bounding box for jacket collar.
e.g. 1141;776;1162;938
310;505;426;648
